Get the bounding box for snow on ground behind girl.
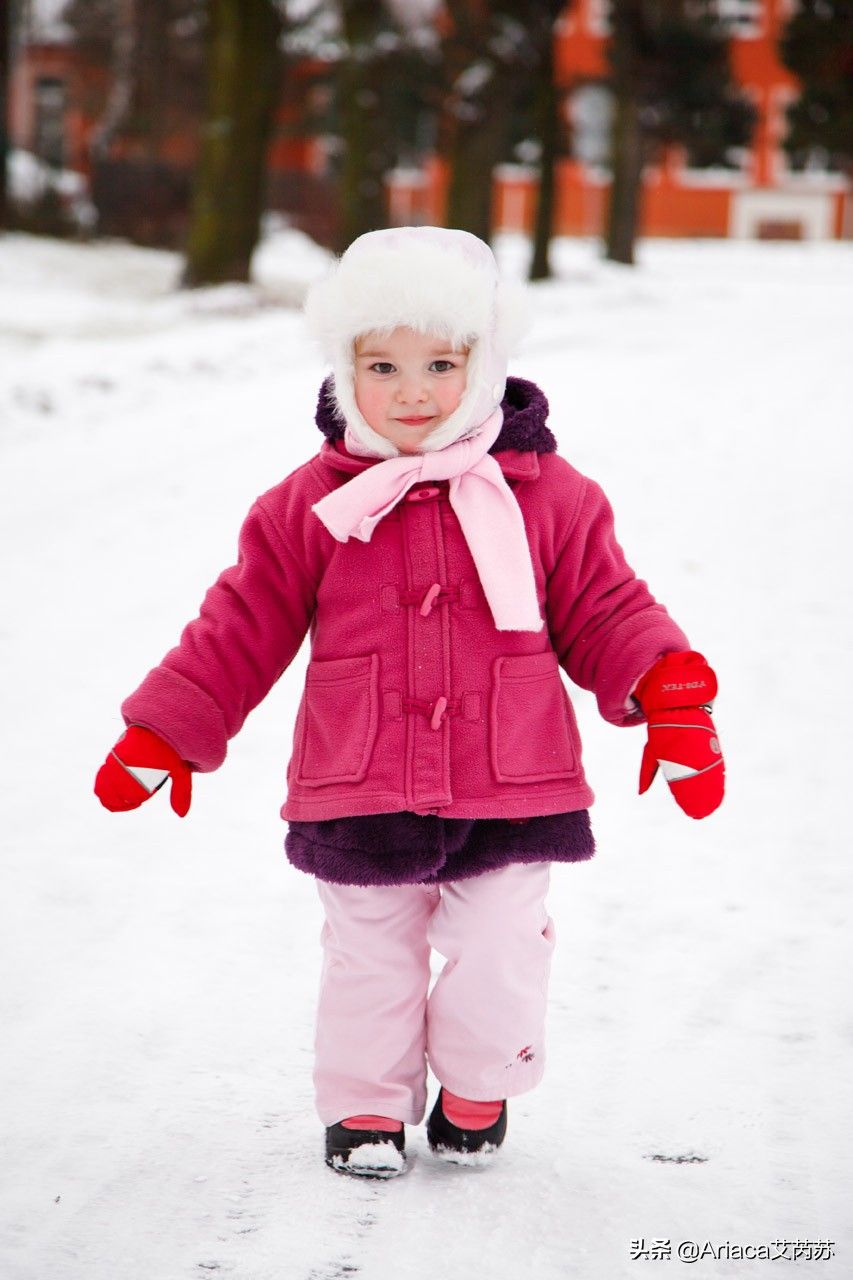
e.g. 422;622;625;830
0;230;851;1279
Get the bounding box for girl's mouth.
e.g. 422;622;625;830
395;416;435;426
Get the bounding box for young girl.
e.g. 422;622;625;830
95;226;724;1178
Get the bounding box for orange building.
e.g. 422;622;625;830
545;0;850;240
9;41;109;176
9;34;326;242
10;2;851;243
396;0;852;241
9;39;318;178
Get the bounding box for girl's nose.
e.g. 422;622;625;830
396;376;428;404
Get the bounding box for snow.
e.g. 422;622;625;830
429;1143;501;1167
331;1143;406;1177
8;150;87;204
19;0;71;42
2;226;852;1279
7;150;98;232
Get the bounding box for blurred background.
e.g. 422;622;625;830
2;0;850;278
2;5;852;1279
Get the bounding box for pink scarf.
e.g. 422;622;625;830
311;408;543;632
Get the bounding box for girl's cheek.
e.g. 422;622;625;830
355;382;388;429
442;375;467;414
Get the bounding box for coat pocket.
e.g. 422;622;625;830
489;651;578;785
294;654;380;787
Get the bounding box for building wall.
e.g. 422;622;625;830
542;0;850;239
10;43;109;174
11;6;851;242
490;0;847;240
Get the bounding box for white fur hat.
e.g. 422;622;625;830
303;226;529;457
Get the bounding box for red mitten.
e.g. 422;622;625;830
95;726;192;817
634;651;724;819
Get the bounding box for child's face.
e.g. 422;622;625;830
353;327;469;455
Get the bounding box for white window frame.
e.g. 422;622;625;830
567;81;613;175
33;76;66;169
729;188;835;238
586;0;612;37
712;0;763;39
566;81;666;186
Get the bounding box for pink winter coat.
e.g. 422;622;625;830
122;379;689;822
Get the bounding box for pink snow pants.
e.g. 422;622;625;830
313;862;555;1126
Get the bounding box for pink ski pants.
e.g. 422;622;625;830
313;862;555;1126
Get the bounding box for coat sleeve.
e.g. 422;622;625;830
121;499;318;770
545;477;690;726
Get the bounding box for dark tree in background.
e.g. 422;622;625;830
63;0;281;272
336;0;395;250
440;1;540;243
290;1;439;251
60;0;207;243
183;0;281;285
335;0;437;251
528;0;570;280
606;0;756;263
62;0;206;154
1;0;10;229
779;0;853;180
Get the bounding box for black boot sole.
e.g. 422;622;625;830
426;1088;507;1162
325;1121;407;1178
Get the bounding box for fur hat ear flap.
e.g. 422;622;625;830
494;278;531;358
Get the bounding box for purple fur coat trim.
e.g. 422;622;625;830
289;376;592;888
285;810;595;888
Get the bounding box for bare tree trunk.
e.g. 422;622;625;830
183;0;281;286
445;104;506;241
605;82;644;263
90;0;136;157
529;10;558;281
605;0;645;264
337;0;388;251
442;0;511;243
0;0;13;229
129;0;169;156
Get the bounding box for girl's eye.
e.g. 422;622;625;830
430;360;456;373
370;362;396;375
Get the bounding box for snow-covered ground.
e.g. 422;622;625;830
2;228;851;1280
7;149;96;232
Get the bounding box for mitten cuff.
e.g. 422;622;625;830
634;651;718;715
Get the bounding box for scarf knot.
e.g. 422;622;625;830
312;408;543;633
